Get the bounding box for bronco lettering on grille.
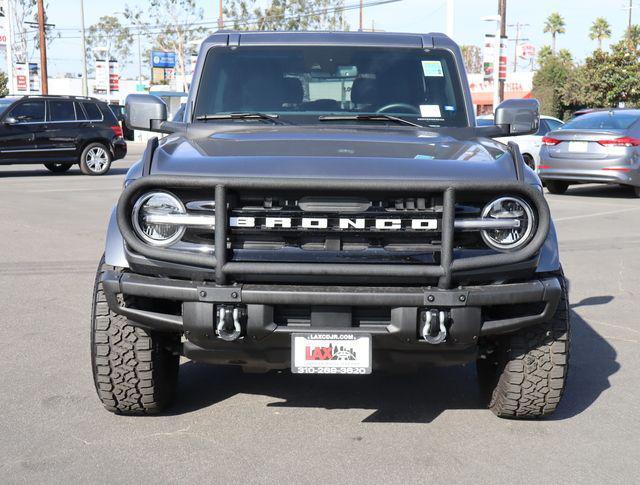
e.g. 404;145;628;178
228;216;438;231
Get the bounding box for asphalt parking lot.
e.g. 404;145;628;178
1;145;639;484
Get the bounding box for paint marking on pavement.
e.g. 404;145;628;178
554;207;640;222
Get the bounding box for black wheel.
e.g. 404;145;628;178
477;274;570;419
44;162;72;173
91;258;180;414
633;186;640;198
80;142;112;175
522;154;535;170
546;181;569;195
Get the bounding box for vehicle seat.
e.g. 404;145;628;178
282;77;304;109
350;78;378;111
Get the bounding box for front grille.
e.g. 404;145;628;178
177;192;487;263
117;176;550;289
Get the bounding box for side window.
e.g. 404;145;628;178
8;100;45;123
536;120;549;136
82;102;102;121
546;119;564;131
74;102;87;120
49;100;76;121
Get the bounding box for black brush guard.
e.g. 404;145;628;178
117;175;550;290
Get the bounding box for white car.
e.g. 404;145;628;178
477;115;564;170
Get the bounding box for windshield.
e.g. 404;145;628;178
561;111;639;130
193;46;468;127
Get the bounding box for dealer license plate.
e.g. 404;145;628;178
568;141;589;153
291;333;372;375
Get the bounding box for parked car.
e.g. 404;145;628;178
477;114;564;170
0;95;127;175
109;103;135;141
92;31;569;419
539;109;640;196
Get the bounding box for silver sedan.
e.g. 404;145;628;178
538;109;640;197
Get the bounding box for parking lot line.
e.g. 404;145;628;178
554;207;640;222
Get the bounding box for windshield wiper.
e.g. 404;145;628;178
195;112;286;124
318;114;423;128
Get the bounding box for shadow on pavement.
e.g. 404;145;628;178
551;184;638;199
0;167;129;178
170;310;618;423
571;295;614;309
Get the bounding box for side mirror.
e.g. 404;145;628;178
4;116;17;125
494;98;540;136
125;94;168;132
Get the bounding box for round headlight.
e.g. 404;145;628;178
132;191;186;246
481;196;535;251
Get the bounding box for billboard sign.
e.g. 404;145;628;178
109;60;119;93
0;0;7;46
151;50;176;68
28;62;40;92
15;63;27;91
483;34;508;82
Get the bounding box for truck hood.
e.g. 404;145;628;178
150;126;517;181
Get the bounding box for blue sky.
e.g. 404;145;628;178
43;0;634;77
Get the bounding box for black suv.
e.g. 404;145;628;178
0;95;127;175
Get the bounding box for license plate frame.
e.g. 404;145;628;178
291;332;372;375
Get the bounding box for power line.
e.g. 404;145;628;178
38;0;403;37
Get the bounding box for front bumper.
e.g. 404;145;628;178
101;270;562;368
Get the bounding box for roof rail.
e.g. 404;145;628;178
3;94;102;101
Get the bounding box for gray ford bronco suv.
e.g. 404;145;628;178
92;31;569;419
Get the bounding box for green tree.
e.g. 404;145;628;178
461;45;482;73
0;71;9;97
125;0;206;91
224;0;349;31
532;50;574;118
564;35;640;109
543;12;566;53
589;17;611;50
625;24;640;48
86;16;133;70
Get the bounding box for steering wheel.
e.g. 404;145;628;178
376;103;420;115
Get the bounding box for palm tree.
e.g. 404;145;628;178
543;12;566;53
589;17;611;50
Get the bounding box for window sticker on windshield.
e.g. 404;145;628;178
420;104;442;118
422;60;444;77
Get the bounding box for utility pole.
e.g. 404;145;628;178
359;0;363;31
497;0;506;103
218;0;224;29
36;0;48;94
629;0;634;30
80;0;88;96
508;22;529;72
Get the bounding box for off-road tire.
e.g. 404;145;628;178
478;275;570;419
546;181;569;195
80;142;112;175
44;162;72;173
91;258;180;414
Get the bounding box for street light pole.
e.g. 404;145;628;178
36;0;48;94
446;0;454;38
6;0;16;93
80;0;88;96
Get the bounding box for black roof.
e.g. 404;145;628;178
202;30;453;49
